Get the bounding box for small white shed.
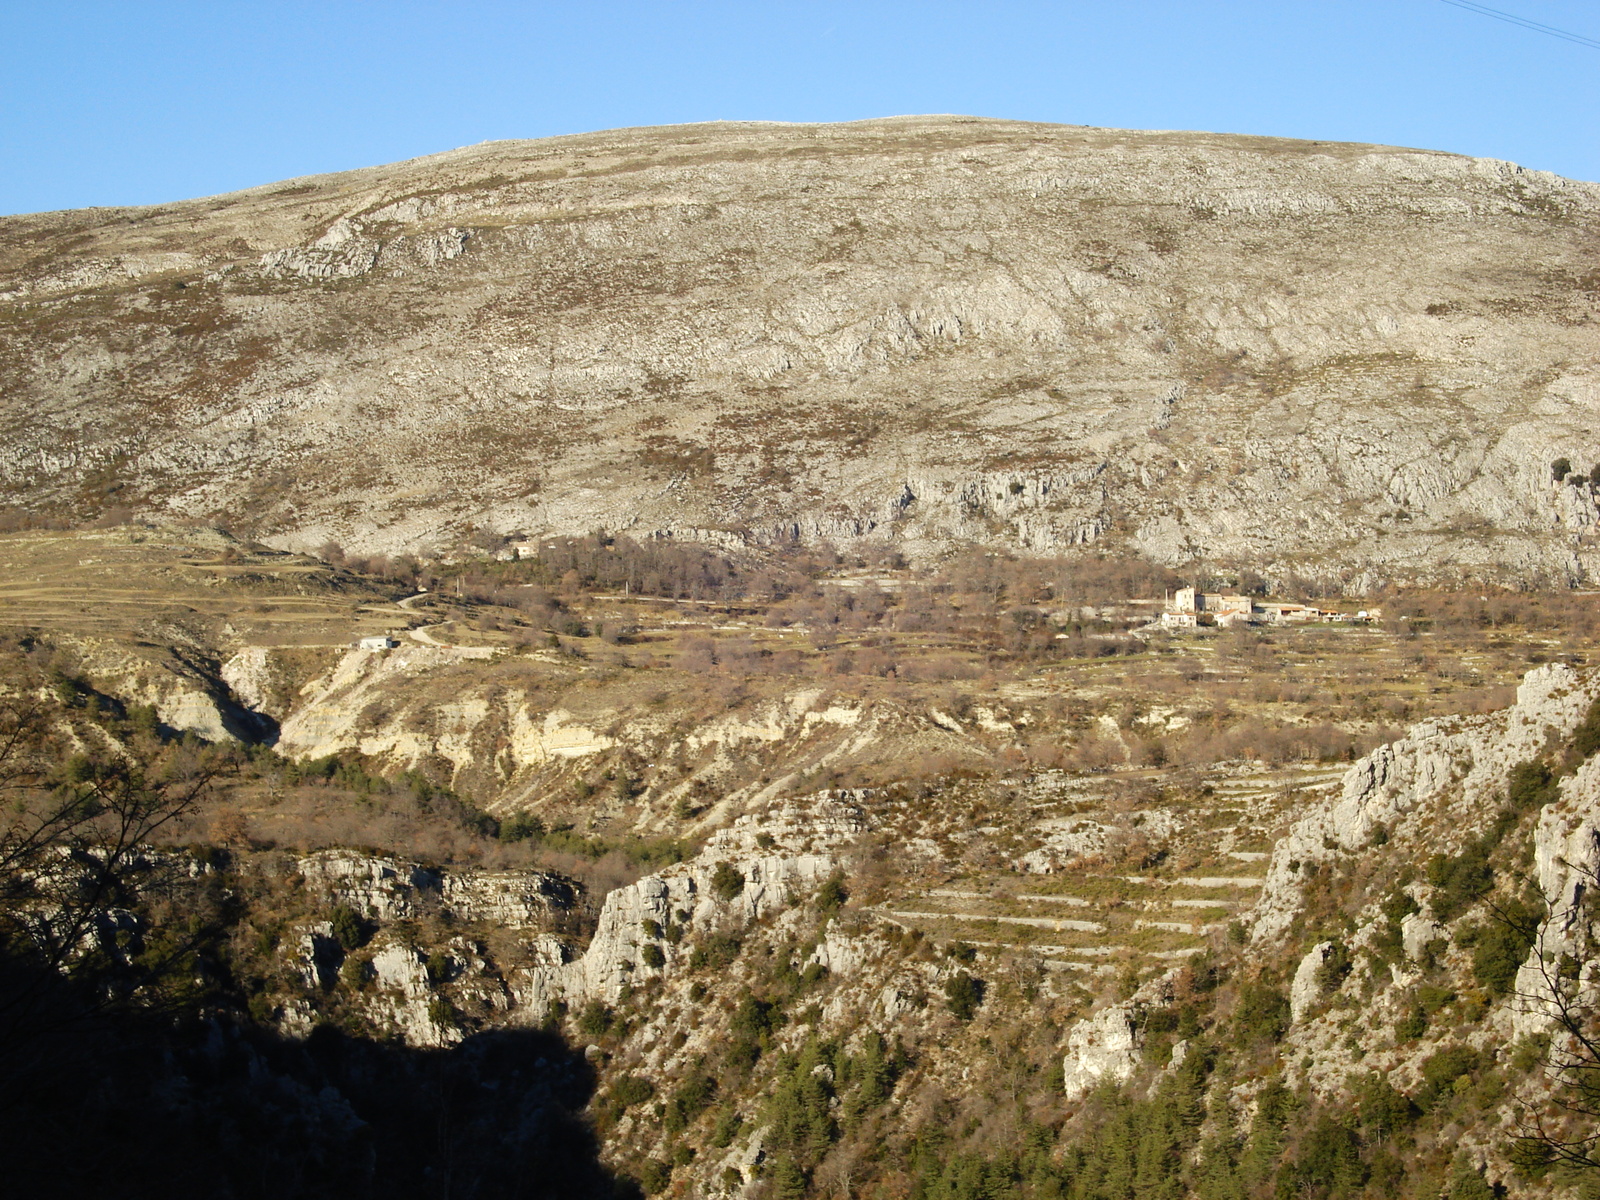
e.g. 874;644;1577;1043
357;635;399;651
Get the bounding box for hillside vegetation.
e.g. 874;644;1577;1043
0;525;1599;1195
9;115;1600;1197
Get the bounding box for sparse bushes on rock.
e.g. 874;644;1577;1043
610;1073;656;1110
814;872;848;912
1369;887;1421;966
1427;840;1496;922
944;970;984;1021
426;996;458;1029
339;954;372;990
1506;758;1558;811
1395;1002;1429;1041
1568;696;1600;764
1354;1073;1418;1135
1424;759;1559;930
1231;980;1290;1044
635;1157;672;1195
688;932;741;972
662;1064;716;1132
729;994;781;1064
576;999;614;1038
710;860;745;901
497;811;546;843
328;903;368;950
1417;1043;1482;1111
1464;894;1543;995
705;1108;742;1148
1448;1155;1497;1200
1314;940;1353;992
1417;983;1455;1015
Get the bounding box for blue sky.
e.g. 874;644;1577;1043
1;1;1596;215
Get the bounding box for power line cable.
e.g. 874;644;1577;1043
1438;0;1600;50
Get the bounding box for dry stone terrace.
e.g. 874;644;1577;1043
860;761;1341;976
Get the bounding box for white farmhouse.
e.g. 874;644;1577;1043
357;635;399;651
1173;588;1251;615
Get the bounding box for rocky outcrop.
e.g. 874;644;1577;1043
1017;807;1186;874
275;645;514;763
1514;752;1600;1035
513;796;871;1012
275;818;856;1044
367;942;438;1044
514;853;837;1009
1242;661;1600;1142
1061;1004;1142;1100
701;793;872;857
69;636;271;743
1400;910;1442;962
1290;941;1335;1024
273;654;985;812
1254;663;1600;942
218;646;315;723
1060;969;1184;1100
292;921;341;991
295;849;576;926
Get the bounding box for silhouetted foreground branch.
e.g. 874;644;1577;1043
0;686;629;1199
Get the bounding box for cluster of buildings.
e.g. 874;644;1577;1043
1156;587;1375;630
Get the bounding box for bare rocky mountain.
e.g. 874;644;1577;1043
4;115;1600;584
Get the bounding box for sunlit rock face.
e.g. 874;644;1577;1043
4;116;1600;585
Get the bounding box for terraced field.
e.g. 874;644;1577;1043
874;762;1347;976
0;526;402;647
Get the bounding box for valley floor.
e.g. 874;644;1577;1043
3;525;1600;1197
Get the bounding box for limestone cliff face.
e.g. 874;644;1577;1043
513;795;866;1011
295;847;577;926
1225;663;1600;1122
201;664;1600;1194
1037;662;1600;1191
1253;663;1600;942
277;849;576;1046
273;647;986;815
4;118;1599;584
525;852;840;1009
1516;752;1600;1039
262;798;864;1048
69;634;270;743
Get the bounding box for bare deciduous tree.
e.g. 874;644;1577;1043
1509;855;1600;1174
0;691;215;1093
